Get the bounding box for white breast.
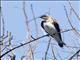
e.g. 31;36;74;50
44;22;57;35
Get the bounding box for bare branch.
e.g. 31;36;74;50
64;5;80;37
23;2;30;32
23;2;35;60
8;54;16;60
69;49;80;60
51;45;57;60
2;16;5;37
45;38;51;60
0;29;74;58
68;1;80;21
21;56;25;60
64;5;74;29
31;4;38;37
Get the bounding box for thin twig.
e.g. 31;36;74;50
45;38;51;60
69;49;80;60
21;56;25;60
51;45;57;60
29;44;34;60
8;54;16;60
2;16;5;37
64;5;74;29
69;1;80;21
31;4;38;37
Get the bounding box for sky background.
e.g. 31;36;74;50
1;1;80;60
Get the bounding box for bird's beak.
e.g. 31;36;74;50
40;17;42;18
40;16;43;18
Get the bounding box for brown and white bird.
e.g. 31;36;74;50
40;15;66;48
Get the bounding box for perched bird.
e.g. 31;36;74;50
40;15;66;48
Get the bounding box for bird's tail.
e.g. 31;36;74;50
58;41;66;48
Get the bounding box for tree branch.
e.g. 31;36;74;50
69;49;80;60
0;29;74;58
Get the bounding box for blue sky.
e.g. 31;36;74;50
1;1;80;60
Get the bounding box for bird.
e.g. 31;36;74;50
40;15;66;48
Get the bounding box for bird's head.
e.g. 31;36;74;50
40;15;49;20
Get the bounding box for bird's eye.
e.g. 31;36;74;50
53;33;56;35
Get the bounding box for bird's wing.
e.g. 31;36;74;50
52;21;62;40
